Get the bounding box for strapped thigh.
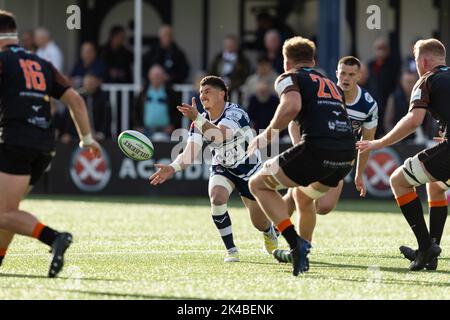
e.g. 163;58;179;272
259;157;288;190
402;154;434;187
437;179;450;191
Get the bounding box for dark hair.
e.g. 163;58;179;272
109;25;125;39
200;76;229;102
0;10;17;33
338;56;361;69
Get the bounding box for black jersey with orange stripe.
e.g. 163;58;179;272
0;45;70;151
274;67;355;151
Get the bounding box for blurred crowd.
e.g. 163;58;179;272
21;14;439;145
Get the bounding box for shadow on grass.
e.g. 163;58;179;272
320;252;449;263
271;261;450;288
311;260;450;276
0;272;127;282
51;288;201;300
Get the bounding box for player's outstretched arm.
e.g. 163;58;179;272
357;108;427;154
149;141;201;186
60;88;102;158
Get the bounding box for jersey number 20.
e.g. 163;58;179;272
19;59;47;91
309;74;342;101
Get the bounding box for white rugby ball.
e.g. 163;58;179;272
117;130;154;161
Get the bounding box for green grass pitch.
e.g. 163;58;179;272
0;195;448;300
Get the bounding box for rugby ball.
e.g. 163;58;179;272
117;130;154;161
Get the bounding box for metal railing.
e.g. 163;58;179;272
101;83;242;138
102;83;194;137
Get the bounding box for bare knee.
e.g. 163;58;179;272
210;189;228;206
315;201;334;215
390;168;405;189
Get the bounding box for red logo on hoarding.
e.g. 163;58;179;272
70;148;111;192
365;148;401;198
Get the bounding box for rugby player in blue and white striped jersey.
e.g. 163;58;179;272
150;76;278;262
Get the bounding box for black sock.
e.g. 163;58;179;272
282;225;299;250
429;205;448;245
212;212;236;251
398;196;432;251
38;226;60;247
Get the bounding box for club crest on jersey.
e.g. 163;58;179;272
365;92;374;103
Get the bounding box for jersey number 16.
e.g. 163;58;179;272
19;59;47;91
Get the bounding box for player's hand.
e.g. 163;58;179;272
248;131;269;156
177;97;199;121
82;140;102;158
354;174;367;197
149;164;175;185
356;139;382;154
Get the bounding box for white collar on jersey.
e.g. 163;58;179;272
209;102;230;123
346;85;362;107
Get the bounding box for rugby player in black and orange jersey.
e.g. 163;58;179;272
248;36;356;276
0;11;102;277
358;39;449;271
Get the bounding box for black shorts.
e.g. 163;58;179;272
211;165;256;200
0;144;54;186
418;141;450;182
278;142;356;187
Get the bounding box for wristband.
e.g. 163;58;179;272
79;133;94;147
169;163;182;172
194;114;208;128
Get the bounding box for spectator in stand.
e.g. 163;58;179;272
210;35;251;95
247;81;279;132
134;64;181;138
358;62;369;89
384;71;418;141
58;71;112;144
263;29;284;74
70;41;107;88
21;30;36;52
365;37;401;136
34;27;63;71
142;25;190;84
241;55;278;106
250;11;275;51
101;25;133;83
